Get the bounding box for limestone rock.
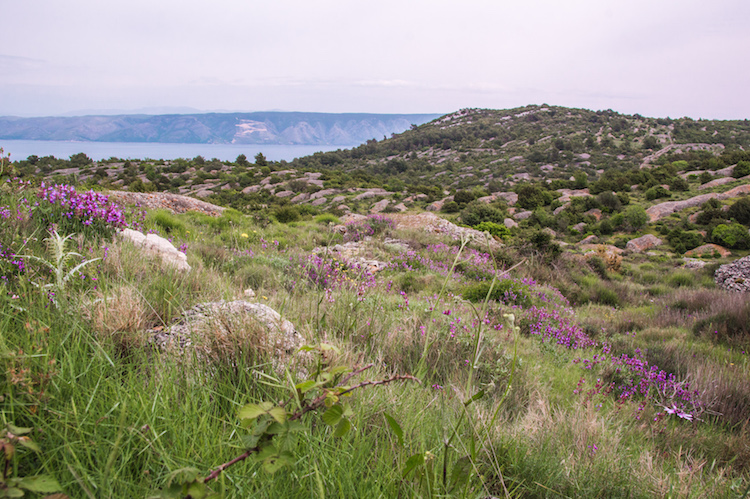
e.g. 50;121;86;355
148;301;305;372
579;235;598;245
504;218;518;229
626;234;663;253
120;228;190;271
715;256;750;292
370;199;390;213
514;210;532;220
685;243;731;258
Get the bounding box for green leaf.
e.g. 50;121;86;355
238;401;273;422
262;451;294;474
16;474;62;493
448;456;473;491
185;480;208;499
7;424;33;435
384;413;404;447
164;467;201;488
329;365;350;376
333;418;351;438
321;405;343;426
318;343;340;353
1;486;25;497
268;407;286;424
295;380;317;393
17;437;41;453
403;453;425;478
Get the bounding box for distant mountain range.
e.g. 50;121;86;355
0;112;441;146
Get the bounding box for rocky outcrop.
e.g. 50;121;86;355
148;300;305;372
646;185;750;221
107;191;225;216
120;228;190;271
685;244;731;258
715;256;750;292
626;234;663;253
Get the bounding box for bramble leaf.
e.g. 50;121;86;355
238;401;273;422
322;405;344;426
333;418;351;438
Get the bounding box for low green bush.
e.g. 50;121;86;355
148;209;186;234
473;221;511;239
314;213;341;225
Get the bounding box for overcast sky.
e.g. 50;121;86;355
2;0;748;119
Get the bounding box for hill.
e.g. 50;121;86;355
2;105;750;496
0;111;441;145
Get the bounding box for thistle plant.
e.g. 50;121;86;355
21;230;100;306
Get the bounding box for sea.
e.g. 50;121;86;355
0;140;349;163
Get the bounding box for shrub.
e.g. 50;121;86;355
667;228;703;253
711;223;750;249
645;185;671;200
727;197;750;226
623;205;648;231
594;286;620;306
462;279;531;307
473;221;511;239
273;206;300;224
733;160;750;178
460;202;504;226
516;184;552;210
453;190;475;205
34;182;127;238
441;201;460;213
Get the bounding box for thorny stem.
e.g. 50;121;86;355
204;371;419;483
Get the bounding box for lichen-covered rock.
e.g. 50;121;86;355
514;210;532;220
715;256;750;292
148;301;305;372
120;228;190;271
626;234;663;253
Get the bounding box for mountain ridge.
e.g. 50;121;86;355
0;111;441;146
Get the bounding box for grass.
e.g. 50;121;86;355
1;181;748;497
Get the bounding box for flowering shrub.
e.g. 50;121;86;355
574;347;703;421
343;214;395;243
34;183;127;238
520;305;596;350
293;253;376;295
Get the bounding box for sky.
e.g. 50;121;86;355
2;0;749;120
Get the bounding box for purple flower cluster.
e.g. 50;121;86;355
343;215;396;243
293;253;376;293
521;305;596;350
35;183;127;234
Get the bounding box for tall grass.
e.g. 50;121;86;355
1;181;748;497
